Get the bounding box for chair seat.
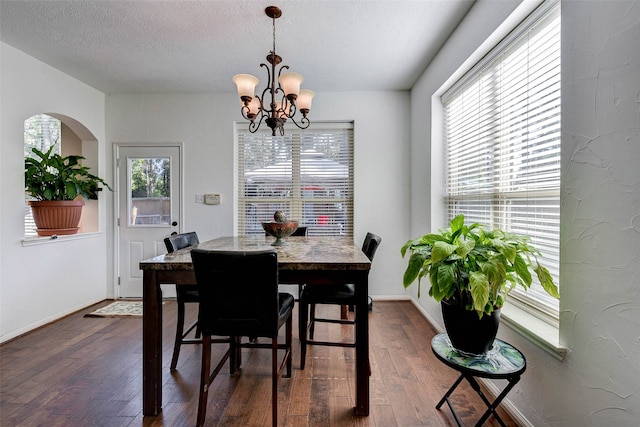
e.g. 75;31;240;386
301;284;355;304
209;293;294;338
177;285;200;302
279;293;295;318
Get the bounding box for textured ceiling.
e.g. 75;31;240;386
0;0;476;94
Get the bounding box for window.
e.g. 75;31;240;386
24;114;61;158
237;123;354;237
24;114;61;237
129;158;171;225
442;1;560;318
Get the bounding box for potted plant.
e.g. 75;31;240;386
401;214;559;355
25;144;112;236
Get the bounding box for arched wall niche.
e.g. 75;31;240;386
24;112;102;237
46;113;98;141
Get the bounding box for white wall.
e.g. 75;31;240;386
0;43;108;342
1;48;411;340
106;90;411;299
409;0;640;425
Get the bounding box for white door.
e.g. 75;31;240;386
116;145;182;298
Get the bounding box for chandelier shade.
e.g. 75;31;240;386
232;74;259;100
233;6;314;136
278;72;303;100
297;89;315;113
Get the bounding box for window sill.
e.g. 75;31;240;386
21;232;101;246
500;302;566;361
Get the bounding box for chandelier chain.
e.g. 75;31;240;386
272;15;277;55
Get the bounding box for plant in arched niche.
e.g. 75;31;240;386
24;142;111;236
25;143;112;201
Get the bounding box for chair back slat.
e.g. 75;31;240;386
362;232;382;261
164;232;199;252
291;226;308;236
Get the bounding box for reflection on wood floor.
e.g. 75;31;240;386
0;300;518;426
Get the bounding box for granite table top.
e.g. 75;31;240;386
139;235;371;271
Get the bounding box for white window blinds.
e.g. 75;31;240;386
442;1;561;316
237;123;354;237
24;114;61;237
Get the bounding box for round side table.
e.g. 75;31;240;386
431;333;526;427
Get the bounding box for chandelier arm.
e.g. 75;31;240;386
275;64;291;117
286;115;311;130
260;63;272;89
255;94;267;118
248;113;266;133
240;105;252;121
258;86;274;115
240;92;266;122
280;99;297;119
259;63;277;114
276;64;290;87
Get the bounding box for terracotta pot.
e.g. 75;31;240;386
441;300;500;355
28;200;84;236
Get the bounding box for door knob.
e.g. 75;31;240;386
172;221;178;226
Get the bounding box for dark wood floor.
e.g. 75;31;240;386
1;300;518;426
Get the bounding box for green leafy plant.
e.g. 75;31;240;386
25;144;112;201
401;214;559;317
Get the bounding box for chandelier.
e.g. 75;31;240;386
233;6;314;136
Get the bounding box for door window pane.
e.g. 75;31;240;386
129;158;171;226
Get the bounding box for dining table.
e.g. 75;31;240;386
139;235;372;417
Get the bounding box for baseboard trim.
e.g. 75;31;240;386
0;297;108;344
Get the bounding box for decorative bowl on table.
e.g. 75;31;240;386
262;220;299;246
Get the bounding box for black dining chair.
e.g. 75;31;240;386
191;248;294;427
163;231;200;371
298;232;381;369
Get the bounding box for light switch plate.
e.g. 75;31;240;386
204;193;220;205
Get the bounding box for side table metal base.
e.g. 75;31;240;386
431;333;527;427
436;371;521;427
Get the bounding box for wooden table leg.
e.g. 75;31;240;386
143;269;163;416
354;272;370;416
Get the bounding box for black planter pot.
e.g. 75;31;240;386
441;301;500;355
